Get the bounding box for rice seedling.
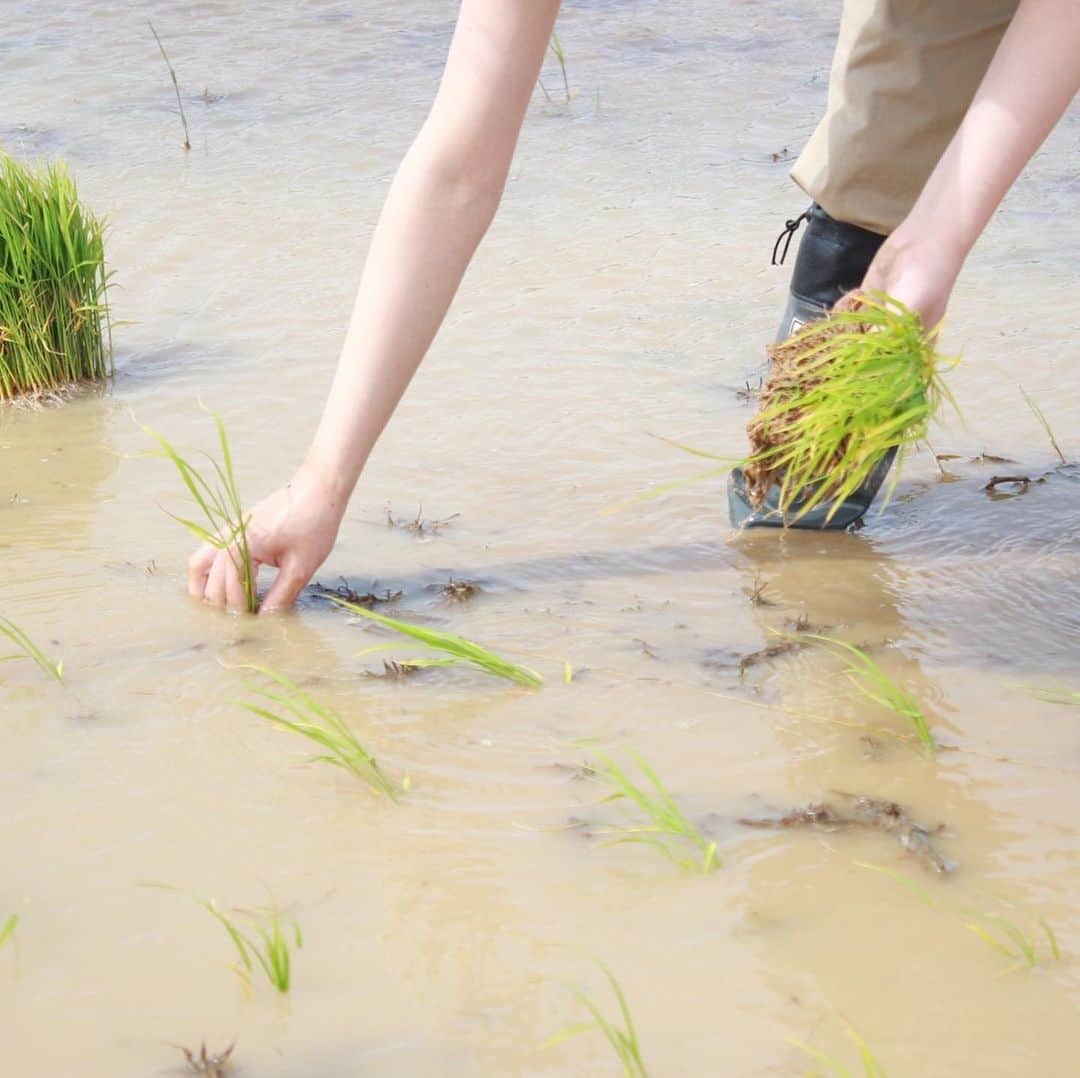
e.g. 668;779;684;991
196;896;300;993
590;749;719;873
0;615;63;683
145;407;257;613
546;962;648;1077
0;913;17;949
549;32;572;103
331;597;543;687
240;665;406;800
149;22;191;151
742;292;955;523
1019;385;1066;464
789;1025;888;1077
802;634;935;753
1016;683;1080;706
0;154;111;400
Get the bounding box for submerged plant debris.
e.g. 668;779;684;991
170;1039;235;1077
742;292;953;522
313;577;403;607
740;793;954;874
385;503;460;537
438;577;480;602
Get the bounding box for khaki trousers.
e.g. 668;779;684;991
792;0;1019;235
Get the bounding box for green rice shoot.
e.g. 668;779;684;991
1019;385;1066;464
590;749;718;873
546;962;648;1077
1017;684;1080;706
789;1026;888;1077
145;406;257;613
0;154;111;400
195;895;300;993
332;597;543;687
240;664;406;800
0;615;63;683
0;913;17;950
803;634;935;753
744;292;955;522
549;32;571;103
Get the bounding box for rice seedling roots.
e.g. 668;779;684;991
743;293;865;506
740;793;954;874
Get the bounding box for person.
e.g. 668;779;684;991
188;0;1080;611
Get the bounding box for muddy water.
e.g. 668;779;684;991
2;2;1079;1075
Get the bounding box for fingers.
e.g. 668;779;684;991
187;543;216;598
259;559;309;615
204;550;229;609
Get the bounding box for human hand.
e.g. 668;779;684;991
859;228;964;334
187;460;348;614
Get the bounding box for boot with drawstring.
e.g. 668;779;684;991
728;203;893;530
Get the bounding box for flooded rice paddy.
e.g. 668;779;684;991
2;2;1079;1075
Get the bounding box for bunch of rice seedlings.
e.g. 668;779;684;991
240;665;405;800
195;896;300;993
332;597;543;687
0;615;63;683
789;1026;888;1077
546;962;648;1078
803;634;935;753
590;749;719;873
0;913;17;949
742;292;954;522
0;154;111;400
145;407;257;613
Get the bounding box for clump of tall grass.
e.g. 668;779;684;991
145;407;257;613
0;154;111;400
743;292;954;522
0;615;63;683
241;665;406;800
546;962;648;1077
0;913;17;950
789;1025;888;1077
803;634;935;753
332;597;543;687
590;749;719;873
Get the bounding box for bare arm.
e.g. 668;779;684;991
863;0;1080;328
190;0;561;612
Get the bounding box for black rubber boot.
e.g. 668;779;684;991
728;204;891;530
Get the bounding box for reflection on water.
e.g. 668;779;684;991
1;1;1078;1076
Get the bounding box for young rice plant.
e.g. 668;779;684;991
804;634;936;753
789;1025;888;1077
743;292;954;522
0;615;63;683
0;914;17;950
546;962;648;1078
241;665;405;799
332;597;543;687
196;895;300;993
591;749;719;873
145;407;257;613
0;154;111;399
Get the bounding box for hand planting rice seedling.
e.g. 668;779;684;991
0;615;63;683
546;962;648;1077
588;749;719;873
0;154;111;400
731;292;955;526
332;597;543;687
240;665;406;800
145;408;257;614
802;634;936;753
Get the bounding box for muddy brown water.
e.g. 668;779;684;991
2;3;1079;1075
